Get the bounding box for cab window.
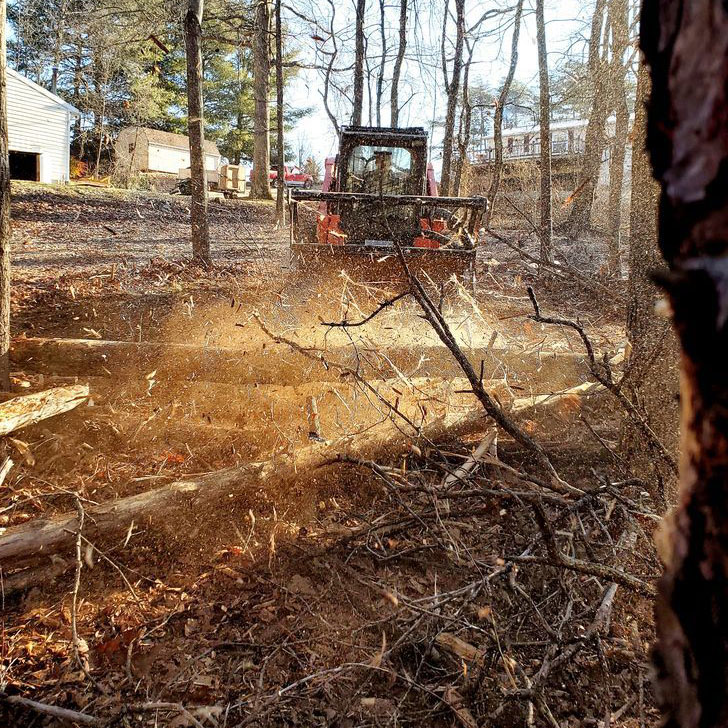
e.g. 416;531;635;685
346;145;413;194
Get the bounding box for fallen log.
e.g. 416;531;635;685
0;379;610;582
0;385;89;437
11;337;590;390
0;402;488;567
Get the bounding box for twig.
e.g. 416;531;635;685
71;498;104;692
487;227;612;296
390;241;580;495
526;502;653;594
0;693;100;725
130;702;206;728
527;285;677;475
320;290;410;327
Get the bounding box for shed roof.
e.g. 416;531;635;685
7;68;80;116
135;127;220;156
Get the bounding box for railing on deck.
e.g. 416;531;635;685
476;138;585;163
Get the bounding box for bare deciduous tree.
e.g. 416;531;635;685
484;0;523;228
439;0;465;196
184;0;210;265
275;0;285;225
564;0;608;238
251;0;273;200
390;0;407;126
352;0;365;125
606;0;629;274
0;0;9;389
536;0;552;262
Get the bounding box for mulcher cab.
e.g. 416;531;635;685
288;126;486;282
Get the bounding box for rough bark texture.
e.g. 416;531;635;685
452;43;473;196
390;0;407;126
564;0;608;237
0;384;88;436
274;0;285;225
535;0;552;262
184;0;210;265
352;0;366;126
439;0;464;196
251;0;273;200
484;0;523;228
606;0;629;274
641;1;728;726
0;0;10;391
625;60;679;503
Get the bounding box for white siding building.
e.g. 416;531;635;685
7;68;79;184
115;127;221;176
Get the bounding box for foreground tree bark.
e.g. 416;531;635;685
184;0;211;265
251;0;273;200
641;1;728;725
0;0;10;390
535;0;552;262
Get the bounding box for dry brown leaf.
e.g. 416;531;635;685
8;437;35;466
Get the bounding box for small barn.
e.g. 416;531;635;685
115;127;221;176
7;68;79;184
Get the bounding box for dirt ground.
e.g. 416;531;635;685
0;182;658;727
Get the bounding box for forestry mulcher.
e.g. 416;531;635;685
288;126;486;283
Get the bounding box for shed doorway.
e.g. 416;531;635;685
10;151;40;181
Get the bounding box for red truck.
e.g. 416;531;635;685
249;165;314;188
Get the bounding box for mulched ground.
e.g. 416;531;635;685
0;182;656;727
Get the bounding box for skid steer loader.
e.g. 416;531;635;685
288;126;486;283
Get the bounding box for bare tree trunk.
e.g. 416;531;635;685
93;90;106;178
376;0;385;126
184;0;211;265
72;42;82;156
485;0;523;227
51;0;67;95
0;0;9;390
321;2;340;135
390;0;407;126
624;60;679;507
640;1;728;725
536;0;552;262
439;0;465;196
453;42;474;196
251;0;273;200
352;0;365;125
564;0;608;237
606;0;628;275
274;0;285;225
365;53;373;126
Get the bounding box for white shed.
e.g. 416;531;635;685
115;127;221;176
7;68;79;184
